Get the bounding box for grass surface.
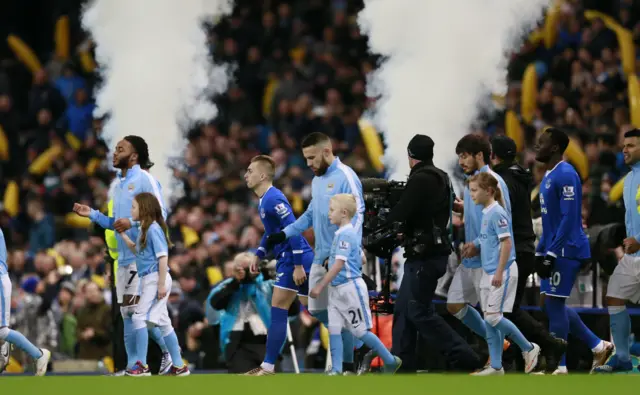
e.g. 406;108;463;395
1;373;638;395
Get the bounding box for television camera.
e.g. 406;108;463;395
361;178;406;314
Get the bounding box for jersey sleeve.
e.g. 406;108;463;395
273;196;307;266
333;232;355;263
492;211;511;241
546;173;579;257
284;199;313;238
89;209;115;230
148;224;169;258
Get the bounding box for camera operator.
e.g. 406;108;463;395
490;136;566;369
386;134;482;373
206;253;274;373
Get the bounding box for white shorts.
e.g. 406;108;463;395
308;264;329;312
0;275;11;327
447;265;483;305
328;277;372;338
116;264;140;304
132;272;172;328
480;264;519;314
607;254;640;303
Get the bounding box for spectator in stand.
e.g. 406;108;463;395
75;282;111;360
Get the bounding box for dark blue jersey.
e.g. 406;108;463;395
256;186;313;265
536;161;590;260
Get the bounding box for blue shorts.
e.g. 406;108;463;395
274;251;313;296
540;257;583;298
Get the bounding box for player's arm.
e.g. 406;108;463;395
255;233;269;261
495;213;512;275
313;234;351;294
89;209;116;230
119;232;137;254
385;171;436;224
546;176;579;258
277;197;307;267
283;198;313;239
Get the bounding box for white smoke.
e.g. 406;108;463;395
358;0;551;180
82;0;233;203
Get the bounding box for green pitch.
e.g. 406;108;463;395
2;374;638;395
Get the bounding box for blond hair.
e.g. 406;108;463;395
234;252;254;265
331;194;357;219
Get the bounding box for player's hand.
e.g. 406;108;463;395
461;243;478;258
73;203;91;217
453;197;464;213
492;271;503;287
293;265;307;286
309;284;323;299
114;218;132;233
536;253;555;279
623;237;640;254
266;231;286;247
157;284;167;300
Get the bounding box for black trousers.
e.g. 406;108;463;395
225;327;267;373
392;257;483;372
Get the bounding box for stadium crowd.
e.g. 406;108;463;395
0;0;638;373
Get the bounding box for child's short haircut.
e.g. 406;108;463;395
234;252;254;264
331;194;357;219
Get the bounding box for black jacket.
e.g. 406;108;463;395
492;161;536;254
386;161;452;258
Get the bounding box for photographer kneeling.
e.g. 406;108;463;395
206;253;274;373
387;134;482;372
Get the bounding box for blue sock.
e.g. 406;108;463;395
163;330;184;368
123;317;137;369
359;332;394;365
494;316;533;352
484;322;504;370
545;296;569;366
609;307;631;362
149;326;168;353
264;307;288;365
5;330;42;360
329;334;343;373
461;306;487;338
342;330;354;364
567;306;601;350
134;327;148;366
311;310;329;327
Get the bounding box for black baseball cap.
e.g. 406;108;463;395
491;135;517;160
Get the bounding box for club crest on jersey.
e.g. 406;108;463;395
327;183;334;191
545;178;551;189
275;203;289;217
260;208;265;218
562;185;575;199
127;184;135;192
338;240;349;250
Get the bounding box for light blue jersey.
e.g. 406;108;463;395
89;165;167;267
623;162;640;257
134;222;169;278
0;228;7;275
478;202;515;275
463;165;512;269
328;224;362;287
284;158;364;265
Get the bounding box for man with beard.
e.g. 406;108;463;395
490;136;567;371
267;132;364;374
73;135;172;375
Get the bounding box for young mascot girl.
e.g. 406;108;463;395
466;173;540;376
120;192;189;376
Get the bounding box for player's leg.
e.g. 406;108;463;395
486;265;540;373
260;281;298;373
327;286;345;375
475;273;504;375
0;275;50;376
447;266;486;338
152;273;189;376
595;255;639;372
350;278;401;374
148;326;171;375
118;265;139;370
129;274;152;376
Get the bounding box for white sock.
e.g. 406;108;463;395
260;362;275;372
555;366;568;373
591;340;605;353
